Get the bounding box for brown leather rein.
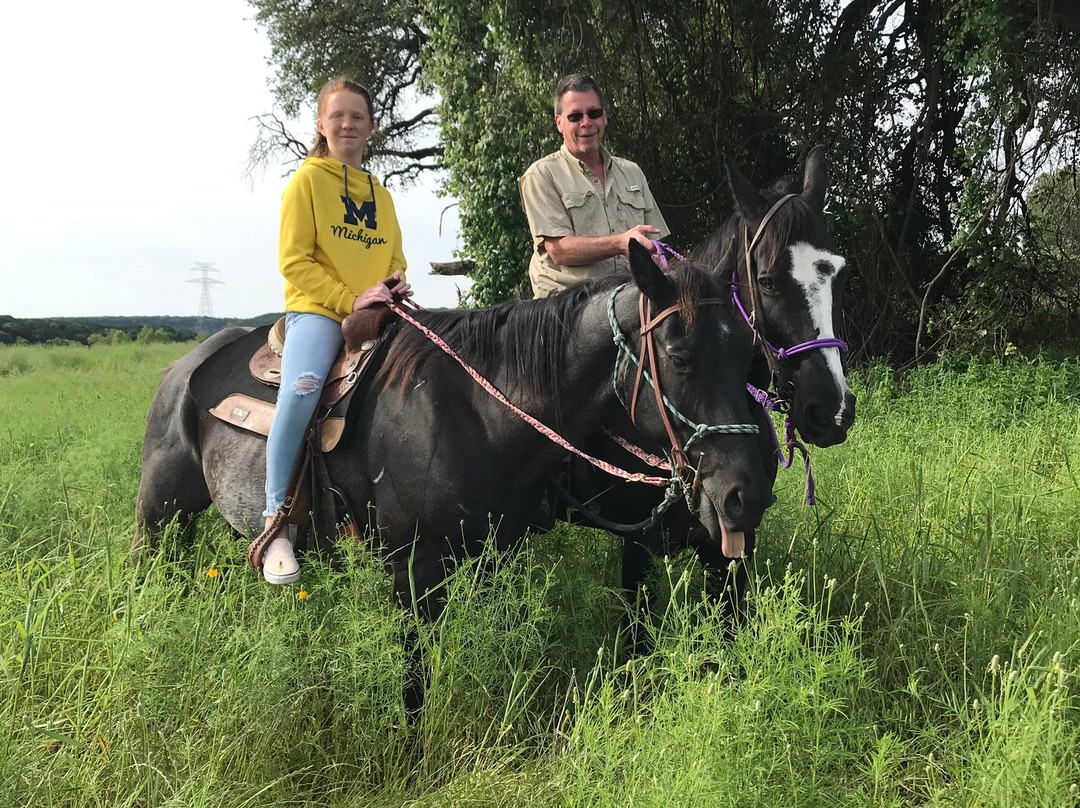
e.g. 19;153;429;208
626;292;741;485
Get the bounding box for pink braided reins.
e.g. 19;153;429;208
387;301;672;486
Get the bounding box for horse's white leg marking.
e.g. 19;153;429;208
788;243;853;414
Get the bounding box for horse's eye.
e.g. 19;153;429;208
758;274;776;293
670;355;688;370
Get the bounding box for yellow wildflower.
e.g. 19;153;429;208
298;590;309;600
207;567;219;578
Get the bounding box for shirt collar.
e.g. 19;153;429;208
559;143;612;175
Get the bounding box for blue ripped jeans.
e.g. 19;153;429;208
264;311;344;516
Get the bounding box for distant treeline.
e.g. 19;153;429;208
0;314;283;346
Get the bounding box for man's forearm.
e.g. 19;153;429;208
543;234;626;266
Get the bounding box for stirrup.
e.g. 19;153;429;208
247;509;289;570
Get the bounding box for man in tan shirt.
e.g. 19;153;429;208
519;73;671;297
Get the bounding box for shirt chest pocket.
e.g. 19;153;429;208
561;190;596;233
617;190;651;215
616;189;652;232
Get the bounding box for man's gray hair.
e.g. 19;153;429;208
553;73;606;115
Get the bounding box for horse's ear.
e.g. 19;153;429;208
628;239;671;303
725;157;768;225
801;145;827;214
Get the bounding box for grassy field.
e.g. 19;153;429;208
1;342;1078;807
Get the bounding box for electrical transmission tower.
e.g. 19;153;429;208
187;263;225;334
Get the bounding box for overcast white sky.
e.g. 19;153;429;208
0;0;468;319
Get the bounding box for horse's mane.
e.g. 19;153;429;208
377;273;623;411
692;181;830;277
377;263;720;412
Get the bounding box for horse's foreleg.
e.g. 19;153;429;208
619;531;661;656
387;538;451;715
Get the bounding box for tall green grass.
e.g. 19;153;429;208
1;342;1077;806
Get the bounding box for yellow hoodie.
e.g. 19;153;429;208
279;157;407;321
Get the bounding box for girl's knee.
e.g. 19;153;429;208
292;372;323;396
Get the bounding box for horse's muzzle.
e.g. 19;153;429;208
797;388;856;448
695;470;771;558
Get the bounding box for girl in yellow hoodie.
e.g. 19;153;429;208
258;77;411;584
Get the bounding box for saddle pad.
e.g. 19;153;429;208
189;325;279;412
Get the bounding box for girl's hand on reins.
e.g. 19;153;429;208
353;271;412;311
385;270;413;301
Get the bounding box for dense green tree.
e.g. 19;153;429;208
1022;166;1080;327
248;0;440;183
420;0;1080;356
249;0;1080;359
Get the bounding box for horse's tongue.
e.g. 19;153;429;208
721;523;745;559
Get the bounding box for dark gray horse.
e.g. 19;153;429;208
135;244;772;616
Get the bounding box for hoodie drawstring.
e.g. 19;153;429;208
343;164;377;221
342;165;376;203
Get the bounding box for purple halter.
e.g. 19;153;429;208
650;212;846;508
733;193;849;362
729;279;848;360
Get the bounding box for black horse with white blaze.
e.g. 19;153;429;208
562;146;856;605
705;145;854;448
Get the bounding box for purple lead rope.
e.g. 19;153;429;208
650;240;685;269
748;382;816;505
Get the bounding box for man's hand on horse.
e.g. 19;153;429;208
624;224;661;255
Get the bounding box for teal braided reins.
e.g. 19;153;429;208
606;283;759;457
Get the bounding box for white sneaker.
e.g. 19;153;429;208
262;535;300;584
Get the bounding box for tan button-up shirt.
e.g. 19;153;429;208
519;145;669;297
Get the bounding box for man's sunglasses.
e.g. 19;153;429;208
564;107;604;123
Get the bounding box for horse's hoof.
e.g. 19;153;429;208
262;536;300;584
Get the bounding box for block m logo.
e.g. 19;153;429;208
342;195;377;229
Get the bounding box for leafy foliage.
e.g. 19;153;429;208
248;0;440;184
249;0;1080;358
421;0;1080;347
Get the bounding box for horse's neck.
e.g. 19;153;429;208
557;296;625;431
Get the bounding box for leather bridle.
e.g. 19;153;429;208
608;284;758;503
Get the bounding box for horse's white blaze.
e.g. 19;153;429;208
788;243;852;413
